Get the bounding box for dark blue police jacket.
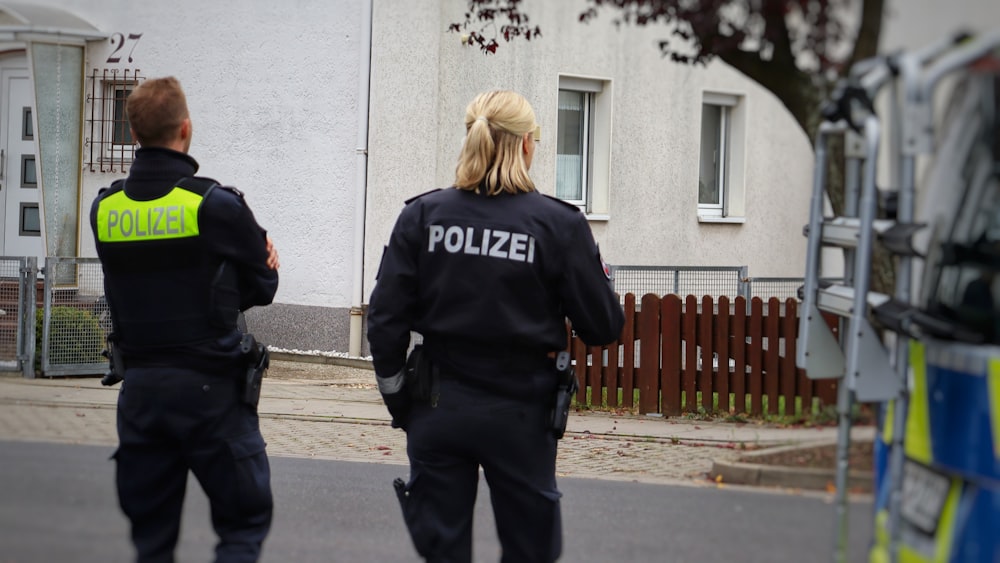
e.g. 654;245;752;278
367;186;625;400
90;147;278;372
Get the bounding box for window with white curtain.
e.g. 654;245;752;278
699;103;728;215
556;76;611;217
556;89;590;206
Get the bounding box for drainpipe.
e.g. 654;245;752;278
348;0;373;357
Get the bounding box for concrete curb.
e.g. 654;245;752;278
710;440;873;492
268;351;373;370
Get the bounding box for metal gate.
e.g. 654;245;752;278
0;256;37;378
39;257;108;377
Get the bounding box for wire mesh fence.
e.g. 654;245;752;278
12;260;821;377
610;265;750;301
745;277;844;301
41;257;108;376
609;266;823;304
746;277;803;301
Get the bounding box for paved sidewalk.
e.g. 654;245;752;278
0;357;873;487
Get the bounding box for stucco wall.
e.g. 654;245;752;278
36;0;363;309
365;0;817;305
27;1;999;354
32;0;367;350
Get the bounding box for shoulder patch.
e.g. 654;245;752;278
598;249;612;280
542;193;584;212
404;188;442;205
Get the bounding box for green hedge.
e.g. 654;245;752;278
36;306;105;366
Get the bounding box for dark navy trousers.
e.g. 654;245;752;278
114;366;272;563
400;379;562;563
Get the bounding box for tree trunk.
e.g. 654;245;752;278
718;0;891;292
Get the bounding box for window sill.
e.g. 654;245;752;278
698;215;745;224
585;213;610;222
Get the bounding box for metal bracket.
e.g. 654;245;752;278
847;317;902;402
800;305;846;379
902;99;935;156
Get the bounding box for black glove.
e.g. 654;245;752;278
381;390;411;430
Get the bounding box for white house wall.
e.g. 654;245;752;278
25;1;992;356
31;0;368;351
365;0;816;311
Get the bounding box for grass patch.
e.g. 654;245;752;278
576;386;872;426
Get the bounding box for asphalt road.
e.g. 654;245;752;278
0;440;874;562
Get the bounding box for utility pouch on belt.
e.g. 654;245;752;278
550;351;578;439
405;345;438;405
101;334;126;387
240;333;270;407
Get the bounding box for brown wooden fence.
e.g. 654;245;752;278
567;294;840;417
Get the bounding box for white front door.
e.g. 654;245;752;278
0;53;43;260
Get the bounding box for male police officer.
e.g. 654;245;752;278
90;76;279;563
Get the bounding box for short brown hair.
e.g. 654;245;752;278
125;77;189;147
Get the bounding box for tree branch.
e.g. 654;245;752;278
716;48;821;139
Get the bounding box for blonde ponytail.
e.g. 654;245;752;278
454;91;536;195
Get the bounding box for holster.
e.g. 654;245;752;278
405;345;439;406
393;477;433;557
550;351;579;439
101;334;125;387
240;333;270;408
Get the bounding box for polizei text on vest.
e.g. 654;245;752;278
427;224;536;263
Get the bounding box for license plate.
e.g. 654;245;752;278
900;460;951;535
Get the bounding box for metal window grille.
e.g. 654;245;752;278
85;68;144;173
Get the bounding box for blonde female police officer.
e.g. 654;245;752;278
367;90;624;562
91;77;279;562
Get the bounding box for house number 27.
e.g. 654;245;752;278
107;33;143;64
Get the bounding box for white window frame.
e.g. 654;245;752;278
557;76;612;219
698;92;746;223
556;89;591;208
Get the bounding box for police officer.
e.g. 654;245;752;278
90;76;279;563
367;90;624;562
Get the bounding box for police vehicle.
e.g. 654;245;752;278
796;30;1000;563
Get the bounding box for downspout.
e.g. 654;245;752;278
348;0;373;357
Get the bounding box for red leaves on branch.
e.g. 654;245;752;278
450;0;540;54
448;0;853;73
